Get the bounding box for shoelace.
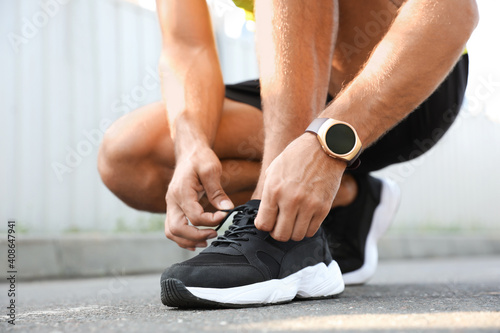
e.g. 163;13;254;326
212;205;258;247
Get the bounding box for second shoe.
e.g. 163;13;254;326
323;174;400;285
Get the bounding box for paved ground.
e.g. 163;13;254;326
1;256;499;332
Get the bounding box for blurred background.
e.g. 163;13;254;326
0;0;499;237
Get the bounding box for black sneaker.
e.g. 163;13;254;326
160;200;344;308
323;174;400;285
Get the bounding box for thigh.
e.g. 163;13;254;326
105;98;263;167
99;98;263;212
354;54;469;174
213;98;263;161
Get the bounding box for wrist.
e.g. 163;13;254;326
172;112;214;160
174;131;211;163
301;133;348;172
304;117;362;169
175;138;212;162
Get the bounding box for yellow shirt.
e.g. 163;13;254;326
232;0;254;21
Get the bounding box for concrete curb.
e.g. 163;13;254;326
0;234;192;281
378;234;500;259
1;233;499;280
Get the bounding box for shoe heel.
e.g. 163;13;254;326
296;261;345;298
343;178;401;285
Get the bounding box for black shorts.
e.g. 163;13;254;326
225;55;469;173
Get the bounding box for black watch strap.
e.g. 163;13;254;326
346;153;361;169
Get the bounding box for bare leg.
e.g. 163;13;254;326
98;99;263;213
333;173;357;207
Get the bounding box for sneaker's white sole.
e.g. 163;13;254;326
186;261;344;305
342;178;401;285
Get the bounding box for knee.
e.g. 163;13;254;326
97;119;136;194
98;117;173;212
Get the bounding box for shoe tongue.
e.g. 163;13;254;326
245;199;261;210
232;200;260;226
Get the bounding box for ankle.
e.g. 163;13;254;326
332;173;358;208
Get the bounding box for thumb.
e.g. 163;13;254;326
198;169;234;211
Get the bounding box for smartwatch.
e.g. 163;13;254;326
305;118;362;168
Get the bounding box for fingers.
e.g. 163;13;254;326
290;209;315;241
255;185;279;232
268;203;327;242
177;186;226;227
305;207;330;238
256;178;330;242
270;200;326;242
307;202;331;236
270;202;298;242
165;198;218;250
197;162;234;211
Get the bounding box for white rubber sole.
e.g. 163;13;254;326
342;178;401;285
186;261;345;305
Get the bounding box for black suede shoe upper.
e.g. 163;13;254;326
323;174;382;273
162;200;333;288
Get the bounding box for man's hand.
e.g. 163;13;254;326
255;134;346;242
165;146;233;250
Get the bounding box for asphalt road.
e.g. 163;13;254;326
1;256;500;332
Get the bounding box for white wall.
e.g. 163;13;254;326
0;0;498;234
1;0;164;233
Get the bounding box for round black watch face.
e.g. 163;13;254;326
325;123;356;155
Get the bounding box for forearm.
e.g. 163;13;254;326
157;0;224;159
160;47;224;158
255;0;337;166
322;0;478;147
